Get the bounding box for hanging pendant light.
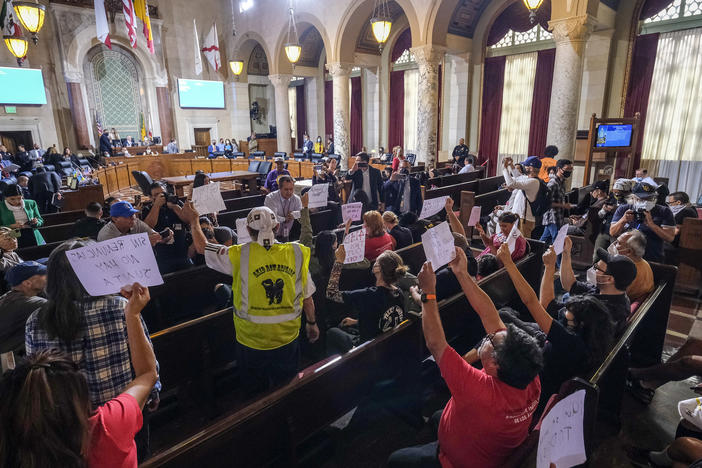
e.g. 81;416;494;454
4;34;29;66
13;1;46;45
229;60;244;75
523;0;545;24
370;0;391;51
284;1;301;64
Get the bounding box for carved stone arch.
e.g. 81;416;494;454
232;31;272;80
273;12;331;75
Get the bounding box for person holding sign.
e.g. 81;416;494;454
389;249;542;468
4;282;158;468
475;212;526;262
345;153;385;211
183;203;319;397
362;211;396;261
264;175;302;242
263;157;291;193
383;160;422;216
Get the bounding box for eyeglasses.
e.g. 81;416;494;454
481;332;497;348
592;263;608;274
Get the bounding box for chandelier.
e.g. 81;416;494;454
370;0;391;51
13;1;46;45
522;0;545;24
284;1;301;64
229;60;244;75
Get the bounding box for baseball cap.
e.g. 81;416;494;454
631;181;658;200
613;178;634;192
594;247;637;290
246;206;278;247
110;200;140;218
213;226;234;245
521;156;542;169
5;261;47;287
592;180;609;192
274;156;285;163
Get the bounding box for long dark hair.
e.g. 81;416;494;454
566;295;616;370
0;350;91;468
314;230;337;276
38;239;92;343
193;171;207;188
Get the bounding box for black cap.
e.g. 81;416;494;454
592;180;609;192
595;247;637;290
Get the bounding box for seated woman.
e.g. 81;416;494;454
0;226;22;274
325;247;407;355
382;211;413;249
1;282;158;468
0;184;44;248
475;212;526;262
363;210;396;261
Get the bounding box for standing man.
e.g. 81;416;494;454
538;145;558;183
99;129;113;157
503;156;543;238
326;136;335;155
345;152;384;211
184;203;319;396
29;143;44;167
451;138;469;166
383;160;422;216
165;139;179;154
264;157;291;193
264;175;302;241
540;159;574;249
28;167;62;214
302;134;314;158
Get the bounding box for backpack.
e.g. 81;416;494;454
526;179;552;218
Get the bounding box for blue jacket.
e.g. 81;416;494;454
383;176;423;216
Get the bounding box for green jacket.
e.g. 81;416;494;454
0;199;45;245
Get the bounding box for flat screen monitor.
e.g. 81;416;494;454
177;78;225;109
0;67;47;105
596;124;633;148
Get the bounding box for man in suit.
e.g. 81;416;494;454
14;145;32;173
302;134;314;158
99;130;112;157
124;135;134;147
0;145;11;160
166;139;179;154
383;159;422;216
28;166;62;214
29;144;44;166
345;152;384;211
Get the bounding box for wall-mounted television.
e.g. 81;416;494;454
595;124;633;148
0;67;47;105
177;78;225;109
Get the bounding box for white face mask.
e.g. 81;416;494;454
633;200;655;211
607;242;619;256
669;204;685;216
586;267;597;286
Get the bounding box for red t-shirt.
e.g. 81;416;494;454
391;156;404;172
88;393;143;468
437;347;541;468
364;233;396;261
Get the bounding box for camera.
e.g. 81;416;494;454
161;193;179;205
634;208;647;223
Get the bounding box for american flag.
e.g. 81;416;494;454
123;0;137;48
95;111;103;134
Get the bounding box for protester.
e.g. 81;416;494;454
312;160;341;203
70;201;106;240
383;211;413;249
0;261;47;355
500;156;544;238
141;183;191;273
97;201;164;248
362;210;396;261
391;146;405;172
477;253;500;279
612;230;654;303
540;159;574;250
538;145;558;183
475;212;526;262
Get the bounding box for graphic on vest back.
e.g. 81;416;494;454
380;305;404;332
262;278;285;304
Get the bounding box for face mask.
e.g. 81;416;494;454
562;170;572;179
607;242;619;256
634;200;655;211
400;169;409;175
669;204;685;216
586;267;597;286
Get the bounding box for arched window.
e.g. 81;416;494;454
644;0;702;23
84;46;145;140
489;25;553;49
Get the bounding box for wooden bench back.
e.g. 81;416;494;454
41;209;85;226
477;175;505;195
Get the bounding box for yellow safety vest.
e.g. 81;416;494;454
228;242;310;350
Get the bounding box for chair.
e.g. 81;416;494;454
311;153;323;163
251;151;265;159
57;161;73;178
406;153;417;165
258;161;272;175
293;152;305;160
131;170;155;196
43;164;55;172
247;161;261;172
274;152;287;160
327;154;340;163
77;158;91;170
231;152;244;159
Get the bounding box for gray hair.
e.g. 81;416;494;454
622;230;646;258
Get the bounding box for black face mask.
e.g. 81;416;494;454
400;169;409;175
562;170;572;179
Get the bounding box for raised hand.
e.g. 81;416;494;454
496;242;513;265
542;246;557;269
417;261;436;293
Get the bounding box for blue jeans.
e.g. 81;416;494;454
540;223;562;266
387;410;443;468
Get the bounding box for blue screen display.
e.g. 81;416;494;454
596;124;633;148
178;79;225;109
0;67;47;105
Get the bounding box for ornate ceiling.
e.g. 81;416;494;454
297;27;325;68
247;44;269;76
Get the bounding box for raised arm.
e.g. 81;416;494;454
445;197;465;237
539;247;557;309
181;202;206;254
496;243;553;334
559;236;576;292
299;193;312;247
121;283;158;409
449;247;506;333
417;262;448;362
326;245;346;303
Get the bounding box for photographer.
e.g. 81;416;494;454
610;181;675;263
383;159;422;216
141;183;192;273
312;159;341;203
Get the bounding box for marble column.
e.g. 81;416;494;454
546;15;596;159
269;74;293;156
442;53;470;152
230;81;251;140
411;45;446;166
326;62;354;169
362;67;380;153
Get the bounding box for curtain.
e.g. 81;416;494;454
295;84;306;149
288;87;297;141
389;70;405;150
479;56;506;176
324;79;333;140
498;52;537;159
641;28;702;202
403;68;419;154
350;76;363;155
527;48;555;156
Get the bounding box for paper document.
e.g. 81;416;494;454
192;182;226;214
419;196;449;220
343;228;366;264
468;206;482;227
537;389;587;468
553;224;570;255
342;202;363;223
308;183;329;209
421;221;456;271
236;218;252;244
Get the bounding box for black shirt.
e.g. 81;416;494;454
389;225;413;249
672;206;699;246
70;217;107;240
341;286;405;342
548;280;630;332
540;318;588;399
452;144;469;165
141;202;188;260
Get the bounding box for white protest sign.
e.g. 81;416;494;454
192;181;226;214
468;206;482;227
65;233;164;296
342;202;363;223
343;228;366;264
236;218;252;244
537;389;587;468
308;183;329;209
507;222;522;254
421;221;457;271
553;224;570;255
419;196;449;220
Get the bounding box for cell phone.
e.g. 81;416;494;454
358;162;368;168
159;228;171;239
166;194;180;204
134;194;141;205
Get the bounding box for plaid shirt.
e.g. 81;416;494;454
542;176;567;227
25;296;161;409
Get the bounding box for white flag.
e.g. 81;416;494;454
94;0;111;49
122;0;137;48
193;19;202;76
201;22;221;71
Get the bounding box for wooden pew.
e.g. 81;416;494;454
424;180;478;207
477;175;505;195
16;240;63;261
473;188;510;217
41;209;85;227
426;168;483;188
222;194;265;212
37;222;74;244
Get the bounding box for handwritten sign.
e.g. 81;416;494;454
422;221;456;271
468;206;482;227
343;228;366;264
342;202;363;223
192;181;226;214
236;218;252;244
537;389;587;468
419;196;448;220
553;224;570;255
308;183;329;209
507;222;522;254
65;233;164;296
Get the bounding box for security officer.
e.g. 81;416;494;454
184;203;319;395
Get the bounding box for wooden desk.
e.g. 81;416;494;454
112;144;163;155
162;171;260;197
61;184;104;211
